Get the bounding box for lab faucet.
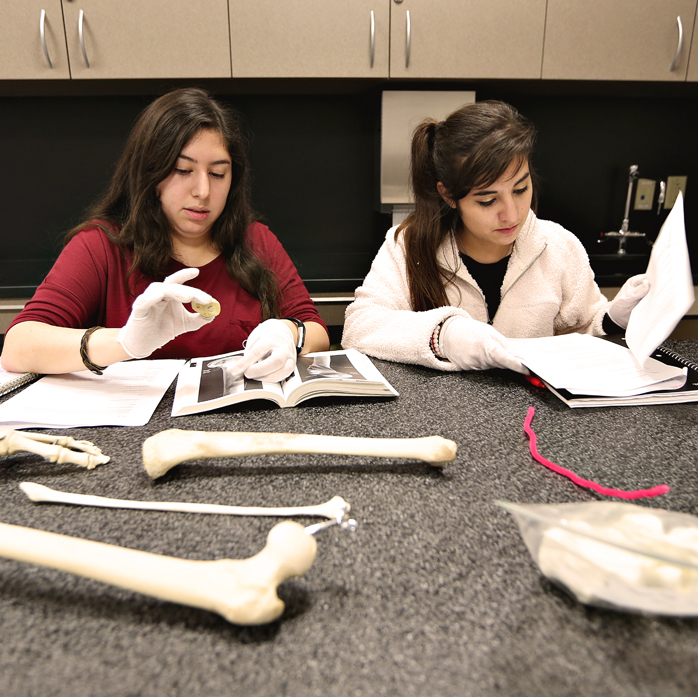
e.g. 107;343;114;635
600;165;649;255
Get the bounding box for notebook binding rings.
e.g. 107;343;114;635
656;345;698;372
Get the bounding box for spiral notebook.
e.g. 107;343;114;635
0;367;42;398
535;337;698;408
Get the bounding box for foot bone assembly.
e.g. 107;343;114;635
0;518;347;625
20;482;351;524
0;429;110;469
142;429;457;479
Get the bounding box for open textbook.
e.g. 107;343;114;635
171;348;398;416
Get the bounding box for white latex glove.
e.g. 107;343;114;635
117;268;217;359
608;273;650;329
439;316;528;374
236;319;297;382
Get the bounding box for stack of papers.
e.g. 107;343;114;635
509;191;696;408
0;360;183;429
510;334;687;398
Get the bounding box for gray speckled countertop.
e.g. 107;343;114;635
1;341;697;697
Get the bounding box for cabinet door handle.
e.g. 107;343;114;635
405;10;411;68
39;9;53;69
670;15;683;72
370;10;375;68
78;9;90;68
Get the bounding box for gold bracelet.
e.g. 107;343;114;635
80;326;108;375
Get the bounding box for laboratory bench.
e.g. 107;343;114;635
0;342;697;696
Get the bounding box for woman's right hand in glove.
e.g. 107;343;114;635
438;316;528;374
117;268;217;359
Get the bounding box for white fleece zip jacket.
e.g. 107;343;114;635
342;210;610;371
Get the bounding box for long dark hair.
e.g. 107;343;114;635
399;100;537;312
66;87;280;319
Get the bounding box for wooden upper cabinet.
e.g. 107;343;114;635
4;0;698;83
686;12;698;80
229;0;389;77
543;0;697;81
388;0;546;79
0;1;70;79
61;0;232;79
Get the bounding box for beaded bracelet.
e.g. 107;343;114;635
80;326;109;375
430;321;445;359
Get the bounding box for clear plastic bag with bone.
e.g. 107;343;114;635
499;500;698;616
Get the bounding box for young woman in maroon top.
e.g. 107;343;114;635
1;88;328;381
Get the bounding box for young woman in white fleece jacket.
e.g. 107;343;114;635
342;100;649;373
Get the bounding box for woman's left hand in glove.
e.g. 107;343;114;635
608;274;650;329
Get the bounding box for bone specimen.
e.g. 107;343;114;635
205;355;245;393
192;300;221;318
142;429;457;479
21;482;349;522
0;519;316;625
0;429;110;469
306;355;352;379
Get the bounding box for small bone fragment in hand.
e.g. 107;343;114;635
142;429;457;479
0;519;315;625
0;429;110;469
192;300;221;318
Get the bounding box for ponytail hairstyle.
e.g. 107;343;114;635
66;87;280;319
398;100;537;312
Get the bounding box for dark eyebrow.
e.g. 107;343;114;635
177;154;231;166
473;171;530;196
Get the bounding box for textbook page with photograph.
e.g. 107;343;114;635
171;348;398;416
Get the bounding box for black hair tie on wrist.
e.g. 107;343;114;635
80;326;109;375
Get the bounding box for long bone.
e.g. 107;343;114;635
0;429;110;469
20;482;350;523
0;519;317;625
143;429;457;479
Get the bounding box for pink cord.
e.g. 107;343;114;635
523;406;670;499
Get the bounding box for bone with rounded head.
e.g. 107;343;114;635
0;519;315;625
0;429;110;469
142;429;457;479
20;482;349;522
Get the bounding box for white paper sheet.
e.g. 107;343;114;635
509;334;686;396
625;192;695;366
0;360;184;429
